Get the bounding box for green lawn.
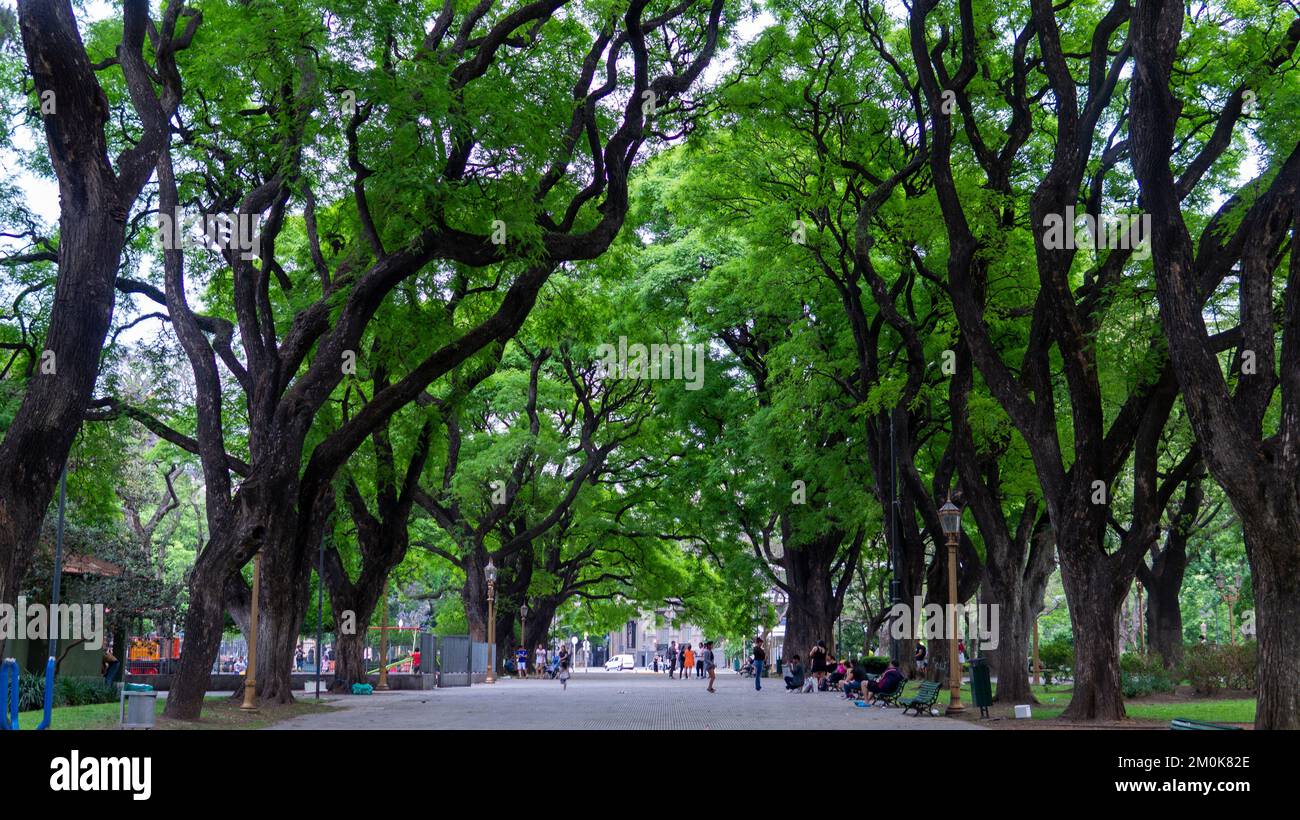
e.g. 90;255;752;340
17;694;338;730
925;681;1255;724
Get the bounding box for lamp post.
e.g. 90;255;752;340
938;499;965;715
520;603;529;655
376;589;390;690
485;559;497;683
240;551;262;712
1214;573;1244;645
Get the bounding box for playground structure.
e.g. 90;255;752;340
126;635;182;676
0;656;55;730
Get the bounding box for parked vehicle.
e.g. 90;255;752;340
604;654;636;671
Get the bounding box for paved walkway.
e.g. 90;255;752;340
268;670;983;730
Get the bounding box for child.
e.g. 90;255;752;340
558;647;571;690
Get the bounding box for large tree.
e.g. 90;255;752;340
0;0;194;634
1130;0;1300;728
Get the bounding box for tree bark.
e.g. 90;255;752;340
0;0;172;625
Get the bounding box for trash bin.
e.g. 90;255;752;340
969;657;992;718
120;683;157;730
776;657;783;675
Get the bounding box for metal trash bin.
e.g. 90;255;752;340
969;657;992;718
119;683;157;730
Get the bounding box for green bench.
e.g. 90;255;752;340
1170;717;1242;730
899;680;942;716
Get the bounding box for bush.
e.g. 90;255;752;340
55;676;117;707
862;655;891;674
1038;636;1074;676
17;670;46;712
10;672;117;712
1184;642;1257;694
1119;652;1176;697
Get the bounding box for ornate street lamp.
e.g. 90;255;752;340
485;559;497;683
938;499;965;715
520;602;529;653
240;551;262;712
376;587;390;690
1214;572;1244;645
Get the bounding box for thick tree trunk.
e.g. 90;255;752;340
1141;555;1187;670
1058;547;1126;721
0;0;162;628
1246;515;1300;729
163;563;228;720
778;526;850;672
331;627;368;691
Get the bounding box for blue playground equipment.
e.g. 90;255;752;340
0;656;55;730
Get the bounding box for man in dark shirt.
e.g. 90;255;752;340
842;660;870;699
752;637;767;691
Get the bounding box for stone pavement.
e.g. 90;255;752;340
268;670;984;730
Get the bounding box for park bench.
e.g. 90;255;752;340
1170;717;1242;730
898;680;942;716
871;674;908;706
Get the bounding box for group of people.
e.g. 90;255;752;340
659;640;707;679
762;639;911;707
513;643;573;688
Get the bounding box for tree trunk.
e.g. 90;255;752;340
163;562;228;720
331;625;368;691
0;0;164;628
1246;514;1300;728
1058;547;1126;721
1141;552;1187;670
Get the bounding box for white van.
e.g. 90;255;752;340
604;654;636;671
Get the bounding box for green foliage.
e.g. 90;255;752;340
1038;635;1075;676
1185;642;1258;695
1120;654;1176;697
14;673;116;711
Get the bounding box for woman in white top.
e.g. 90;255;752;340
534;644;547;676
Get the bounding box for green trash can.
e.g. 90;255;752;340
969;657;992;718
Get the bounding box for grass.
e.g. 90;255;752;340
17;693;339;730
924;680;1255;725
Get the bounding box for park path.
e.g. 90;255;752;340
266;670;984;730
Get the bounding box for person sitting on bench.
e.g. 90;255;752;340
842;659;870;698
784;655;805;690
863;659;903;704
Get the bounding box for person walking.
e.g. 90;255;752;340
667;640;678;678
703;641;717;693
696;648;705;678
558;646;571;690
683;644;695;681
412;647;422;674
534;643;547;677
752;637;766;690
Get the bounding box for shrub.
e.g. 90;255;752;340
1184;643;1222;695
9;672;118;712
17;670;46;712
1120;652;1175;697
1038;636;1074;676
1184;642;1256;694
862;655;891;674
55;676;117;707
1222;642;1257;690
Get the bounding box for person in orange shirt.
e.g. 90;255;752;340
683;644;695;679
